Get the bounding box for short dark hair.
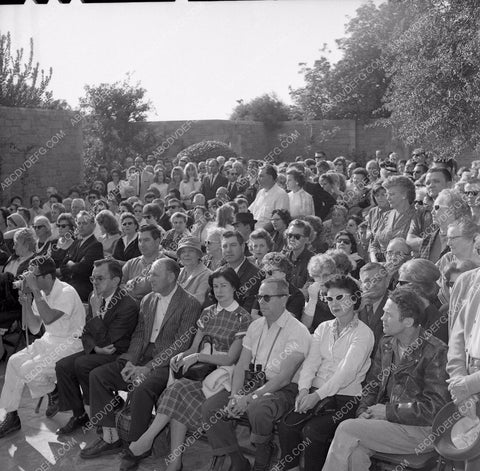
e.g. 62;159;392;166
324;275;362;310
208;266;241;302
222;230;244;245
143;203;163;221
94;258;123;283
261;252;293;282
335;230;358;253
271;209;292;226
427;167;452;182
388;287;425;326
139;224;163;240
262;164;278;181
29;256;57;280
288;219;312;238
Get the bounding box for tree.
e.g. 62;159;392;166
177;141;237;163
382;0;480;158
0;31;54;108
230;93;291;131
79;74;156;179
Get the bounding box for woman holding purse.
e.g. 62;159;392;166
120;267;251;471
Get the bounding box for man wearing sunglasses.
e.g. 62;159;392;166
202;278;311;471
0;256;85;439
323;287;450;471
284;220;314;290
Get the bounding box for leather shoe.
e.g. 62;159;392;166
0;411;21;439
80;437;122;459
56;414;90;435
119;448;152;471
46;391;59;418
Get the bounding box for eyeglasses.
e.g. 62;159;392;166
89;276;108;283
336;239;351;245
465;191;479;197
386;250;409;257
256;294;288;303
33;225;46;230
56;223;70;229
122;221;135;226
325;293;350;302
286;233;303;240
414;200;424;206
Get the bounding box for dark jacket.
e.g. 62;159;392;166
120;285;201;370
358;293;388;358
253;282;305;320
226;181;240;200
112;236;141;262
82;288;139;355
236;258;263;314
357;331;450;426
304;181;337;221
287;247;314;289
200;173;228;201
60;234;104;302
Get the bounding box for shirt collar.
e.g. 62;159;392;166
217;300;239;313
156;285;178;302
233;257;247;273
263;309;290;329
333;314;359;340
103;292;115;309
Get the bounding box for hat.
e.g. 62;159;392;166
176;236;203;257
433;400;480;461
234;212;257;226
7;213;27;228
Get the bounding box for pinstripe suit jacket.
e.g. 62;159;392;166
121;285;201;370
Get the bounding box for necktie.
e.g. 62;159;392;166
99;297;106;318
365;304;374;325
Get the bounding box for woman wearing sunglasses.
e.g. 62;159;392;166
51;213;76;270
278;275;374;471
464;180;480;224
112;212;141;265
33;215;56;258
334;230;365;279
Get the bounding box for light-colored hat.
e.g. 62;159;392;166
177;236;203;257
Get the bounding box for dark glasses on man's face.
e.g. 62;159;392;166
286;233;303;240
414;200;424;206
465;191;479;197
256;294;287;303
325;293;350;302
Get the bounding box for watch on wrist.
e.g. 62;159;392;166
251;394;259;401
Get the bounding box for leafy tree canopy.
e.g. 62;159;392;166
0;31;56;108
230;93;291;131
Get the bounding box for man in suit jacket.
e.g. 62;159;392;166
200;158;228;201
55;259;139;435
60;210;104;302
304;180;337;221
81;258;201;459
226;167;240;200
222;230;263;313
358;262;390;357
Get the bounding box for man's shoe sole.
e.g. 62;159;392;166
0;422;21;439
80;443;123;459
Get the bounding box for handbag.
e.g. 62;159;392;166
172;335;217;381
282;396;337;428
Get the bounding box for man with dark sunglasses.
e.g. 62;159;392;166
284;220;314;290
202;278;311;471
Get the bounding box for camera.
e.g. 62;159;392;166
244;363;266;392
12;279;32;294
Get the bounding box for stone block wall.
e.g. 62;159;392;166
0;105;83;206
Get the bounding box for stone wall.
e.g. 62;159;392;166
137;118;412;164
0;105;83;206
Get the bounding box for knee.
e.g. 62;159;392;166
334;418;357;439
73;357;88;376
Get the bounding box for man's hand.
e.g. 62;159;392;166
307;282;322;302
120;361;136;382
94;344;116;355
18;291;33;307
368;404;387;420
23;271;39;292
448;376;471;405
227;394;250;418
294;389;309;412
296;392;321;414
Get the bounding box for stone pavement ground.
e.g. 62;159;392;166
0;362;254;471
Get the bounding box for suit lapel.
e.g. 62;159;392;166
145;295;159;344
159;287;181;331
102;288;121;324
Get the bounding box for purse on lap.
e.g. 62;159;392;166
172;335;217;381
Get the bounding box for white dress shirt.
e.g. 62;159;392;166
150;286;178;342
249;183;290;229
288;188;315;218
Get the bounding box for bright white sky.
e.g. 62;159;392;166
1;0;373;121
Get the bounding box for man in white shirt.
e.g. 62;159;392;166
202;278;311;471
249;164;290;229
0;256;85;438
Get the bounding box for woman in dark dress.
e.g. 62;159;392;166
112;212;140;265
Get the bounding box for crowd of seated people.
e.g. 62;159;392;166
0;149;480;471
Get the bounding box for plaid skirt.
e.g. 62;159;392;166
156;377;206;431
